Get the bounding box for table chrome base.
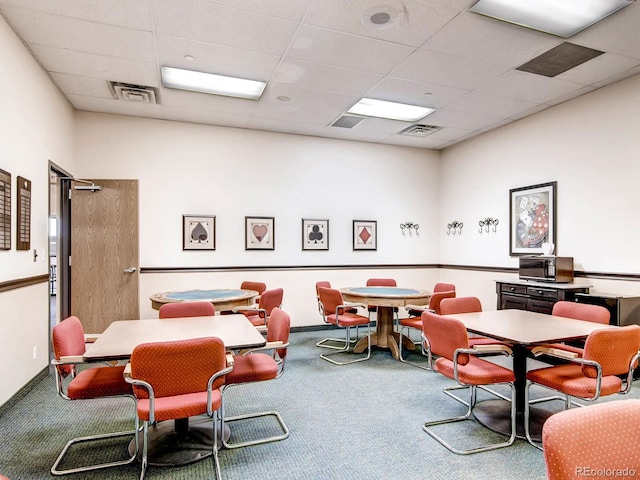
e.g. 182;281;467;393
473;399;551;442
128;415;230;467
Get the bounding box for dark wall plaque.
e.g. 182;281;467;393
0;169;10;250
16;176;31;251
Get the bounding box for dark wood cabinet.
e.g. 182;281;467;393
496;281;590;313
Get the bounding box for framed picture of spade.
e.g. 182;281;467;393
183;215;215;250
245;216;275;250
302;218;329;250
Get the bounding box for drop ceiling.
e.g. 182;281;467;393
1;0;640;150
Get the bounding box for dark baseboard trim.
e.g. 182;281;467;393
0;274;49;293
0;367;49;416
291;325;335;333
139;264;640;282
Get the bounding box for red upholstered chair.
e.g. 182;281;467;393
233;288;283;328
366;278;398;317
315;281;357;349
126;337;232;480
439;296;508;348
158;300;215;318
536;301;610;356
399;287;456;369
240;281;266;304
50;316;137;475
317;287;371;365
525;325;640;450
222;308;291;448
542;399;640;480
421;311;516;454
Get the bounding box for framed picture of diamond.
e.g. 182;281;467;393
246;216;275;250
183;215;215;250
353;220;377;251
302;218;329;250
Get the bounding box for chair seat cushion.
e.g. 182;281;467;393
468;336;510;347
435;356;515;385
327;313;369;327
136;390;222;422
527;364;623;398
226;353;278;384
67;365;132;400
400;317;421;330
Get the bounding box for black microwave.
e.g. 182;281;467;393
518;256;574;283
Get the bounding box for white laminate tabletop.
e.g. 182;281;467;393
84;314;266;361
447;309;611;345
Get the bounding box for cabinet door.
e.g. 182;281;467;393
528;298;554;315
501;294;527;310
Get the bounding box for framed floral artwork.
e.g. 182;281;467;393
246;216;275;250
183;215;215;250
509;181;556;256
353;220;377;250
302;219;329;250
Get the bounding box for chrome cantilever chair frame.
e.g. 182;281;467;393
422;337;517;455
51;356;138;476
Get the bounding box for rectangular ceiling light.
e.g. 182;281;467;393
347;98;435;122
161;66;266;100
469;0;634;38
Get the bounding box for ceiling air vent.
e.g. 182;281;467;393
330;115;364;129
398;124;441;137
107;81;161;104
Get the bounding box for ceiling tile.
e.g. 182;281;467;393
391;48;510;90
30;45;160;87
366;76;469;109
1;6;155;61
475;70;585;104
304;0;459;48
161;88;258;116
556;52;640;86
163;106;250;129
446;91;540;118
152;0;298;56
67;94;165;119
201;0;311;22
272;59;383;96
422;11;562;67
49;73;113;99
287;25;415;75
423;108;502;131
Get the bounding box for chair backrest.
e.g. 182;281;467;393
543;399;640;480
366;278;397;287
241;281;267;294
433;282;456;293
439;296;482;315
52;316;86;377
130;337;227;399
582;325;640;378
552;301;610;325
421;311;470;365
428;290;457;314
259;288;284;315
315;281;331;296
159;301;215;318
267;307;291;360
318;287;344;316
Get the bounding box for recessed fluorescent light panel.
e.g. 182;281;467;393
161;66;266;100
347;98;435;122
469;0;634;38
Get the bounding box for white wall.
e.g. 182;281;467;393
439;72;640;299
0;15;75;406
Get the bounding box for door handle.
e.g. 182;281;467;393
124;267;136;273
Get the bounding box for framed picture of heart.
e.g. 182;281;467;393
183;215;215;250
245;216;275;250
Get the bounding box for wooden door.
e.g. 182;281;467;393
71;179;139;333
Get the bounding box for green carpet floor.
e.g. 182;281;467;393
1;328;638;479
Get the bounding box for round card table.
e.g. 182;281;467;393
340;287;431;360
150;288;258;312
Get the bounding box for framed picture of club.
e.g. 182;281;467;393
302;218;329;250
183;215;215;250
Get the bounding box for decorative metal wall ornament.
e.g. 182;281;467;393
446;221;463;235
479;217;499;233
400;222;419;236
